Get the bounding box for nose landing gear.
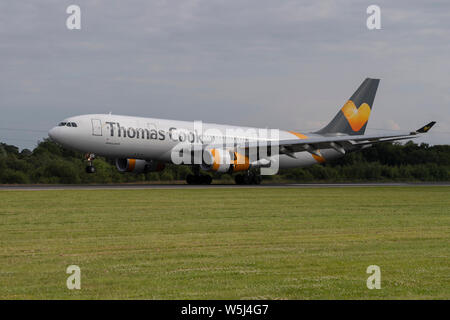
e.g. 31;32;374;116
85;153;96;174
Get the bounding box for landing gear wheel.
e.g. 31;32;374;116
186;174;195;185
252;175;262;185
202;175;212;185
85;165;96;174
235;174;244;185
234;173;262;185
186;174;212;185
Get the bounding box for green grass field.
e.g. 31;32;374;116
0;187;449;299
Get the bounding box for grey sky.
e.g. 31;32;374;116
1;0;449;150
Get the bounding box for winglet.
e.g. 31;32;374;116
416;121;436;133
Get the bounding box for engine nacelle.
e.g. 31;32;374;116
115;158;165;173
201;149;250;173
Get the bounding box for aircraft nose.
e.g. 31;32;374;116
48;127;60;142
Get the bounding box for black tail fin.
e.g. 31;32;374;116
316;78;380;135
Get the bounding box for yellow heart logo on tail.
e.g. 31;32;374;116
341;100;371;132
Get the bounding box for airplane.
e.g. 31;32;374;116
48;78;436;185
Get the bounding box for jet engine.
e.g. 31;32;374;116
115;158;165;173
201;149;250;173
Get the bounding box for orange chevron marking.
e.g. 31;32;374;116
312;153;326;163
288;131;325;163
288;131;308;139
341;100;371;132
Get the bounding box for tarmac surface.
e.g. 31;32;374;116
0;183;449;190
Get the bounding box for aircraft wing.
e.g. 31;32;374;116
275;132;419;156
177;121;436;159
197;121;436;157
259;121;437;157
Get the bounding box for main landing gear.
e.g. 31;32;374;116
234;171;262;185
85;153;96;174
186;165;212;185
186;174;212;185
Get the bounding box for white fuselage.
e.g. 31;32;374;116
48;114;342;170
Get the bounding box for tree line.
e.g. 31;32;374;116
0;139;449;184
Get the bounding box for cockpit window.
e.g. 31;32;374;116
57;121;78;127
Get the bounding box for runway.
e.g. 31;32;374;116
0;182;449;190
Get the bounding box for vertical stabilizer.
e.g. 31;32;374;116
316;78;380;135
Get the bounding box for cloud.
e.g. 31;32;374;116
387;119;401;130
